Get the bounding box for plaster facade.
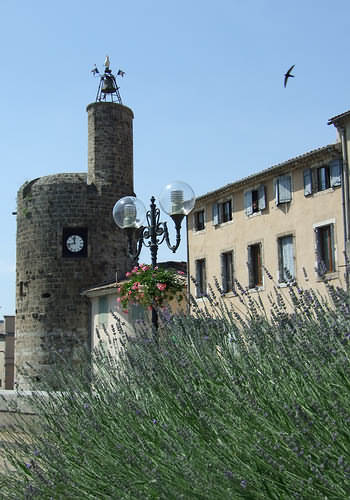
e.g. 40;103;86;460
82;262;188;361
188;140;346;313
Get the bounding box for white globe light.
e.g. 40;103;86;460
159;181;195;216
112;196;146;229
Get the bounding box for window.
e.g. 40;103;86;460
248;243;263;288
221;251;234;293
244;185;266;215
315;224;335;275
194;210;205;231
304;160;342;196
212;199;232;225
317;166;331;191
195;259;207;297
221;200;232;222
98;296;109;326
278;235;295;283
275;174;292;204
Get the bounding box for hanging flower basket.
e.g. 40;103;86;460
117;264;185;312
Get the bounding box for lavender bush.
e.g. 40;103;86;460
1;278;350;498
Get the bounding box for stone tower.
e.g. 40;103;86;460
15;101;134;388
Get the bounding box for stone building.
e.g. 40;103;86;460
187;109;350;312
0;316;15;389
15;100;135;388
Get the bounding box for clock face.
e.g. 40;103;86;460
62;227;88;258
66;234;84;253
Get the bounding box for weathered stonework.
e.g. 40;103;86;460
15;102;135;388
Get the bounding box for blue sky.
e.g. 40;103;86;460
0;0;349;318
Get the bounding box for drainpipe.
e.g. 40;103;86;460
339;126;350;286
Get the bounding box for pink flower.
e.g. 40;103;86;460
156;283;167;291
128;290;132;295
117;287;121;293
117;297;121;303
177;270;185;275
132;282;140;290
126;272;132;278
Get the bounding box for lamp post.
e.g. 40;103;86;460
113;181;195;332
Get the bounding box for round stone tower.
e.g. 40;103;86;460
15;101;134;388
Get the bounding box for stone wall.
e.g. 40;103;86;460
15;102;135;388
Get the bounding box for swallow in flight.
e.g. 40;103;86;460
284;64;295;87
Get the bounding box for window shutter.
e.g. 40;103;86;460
195;260;201;297
247;246;253;288
330;159;342;187
229;252;234;291
274;179;279;204
303;169;312;196
212;203;219;225
277;175;292;204
203;261;207;296
314;228;323;276
130;303;145;322
244;191;253;215
220;253;226;292
258;185;266;211
98;296;109;326
281;235;294;280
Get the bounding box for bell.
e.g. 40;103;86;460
101;75;116;94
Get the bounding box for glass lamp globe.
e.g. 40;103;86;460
159;181;195;216
112;196;146;229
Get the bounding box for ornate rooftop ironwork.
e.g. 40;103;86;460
91;56;125;103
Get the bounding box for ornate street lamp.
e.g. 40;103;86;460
113;181;195;331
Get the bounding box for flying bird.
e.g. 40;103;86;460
91;64;99;76
117;69;125;77
284;64;295;87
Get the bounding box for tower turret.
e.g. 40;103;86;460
15;58;134;388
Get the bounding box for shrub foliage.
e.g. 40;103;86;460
2;279;350;498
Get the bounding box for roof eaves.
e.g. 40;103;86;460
196;143;339;202
328;109;350;126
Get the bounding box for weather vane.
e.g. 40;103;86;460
91;56;125;103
